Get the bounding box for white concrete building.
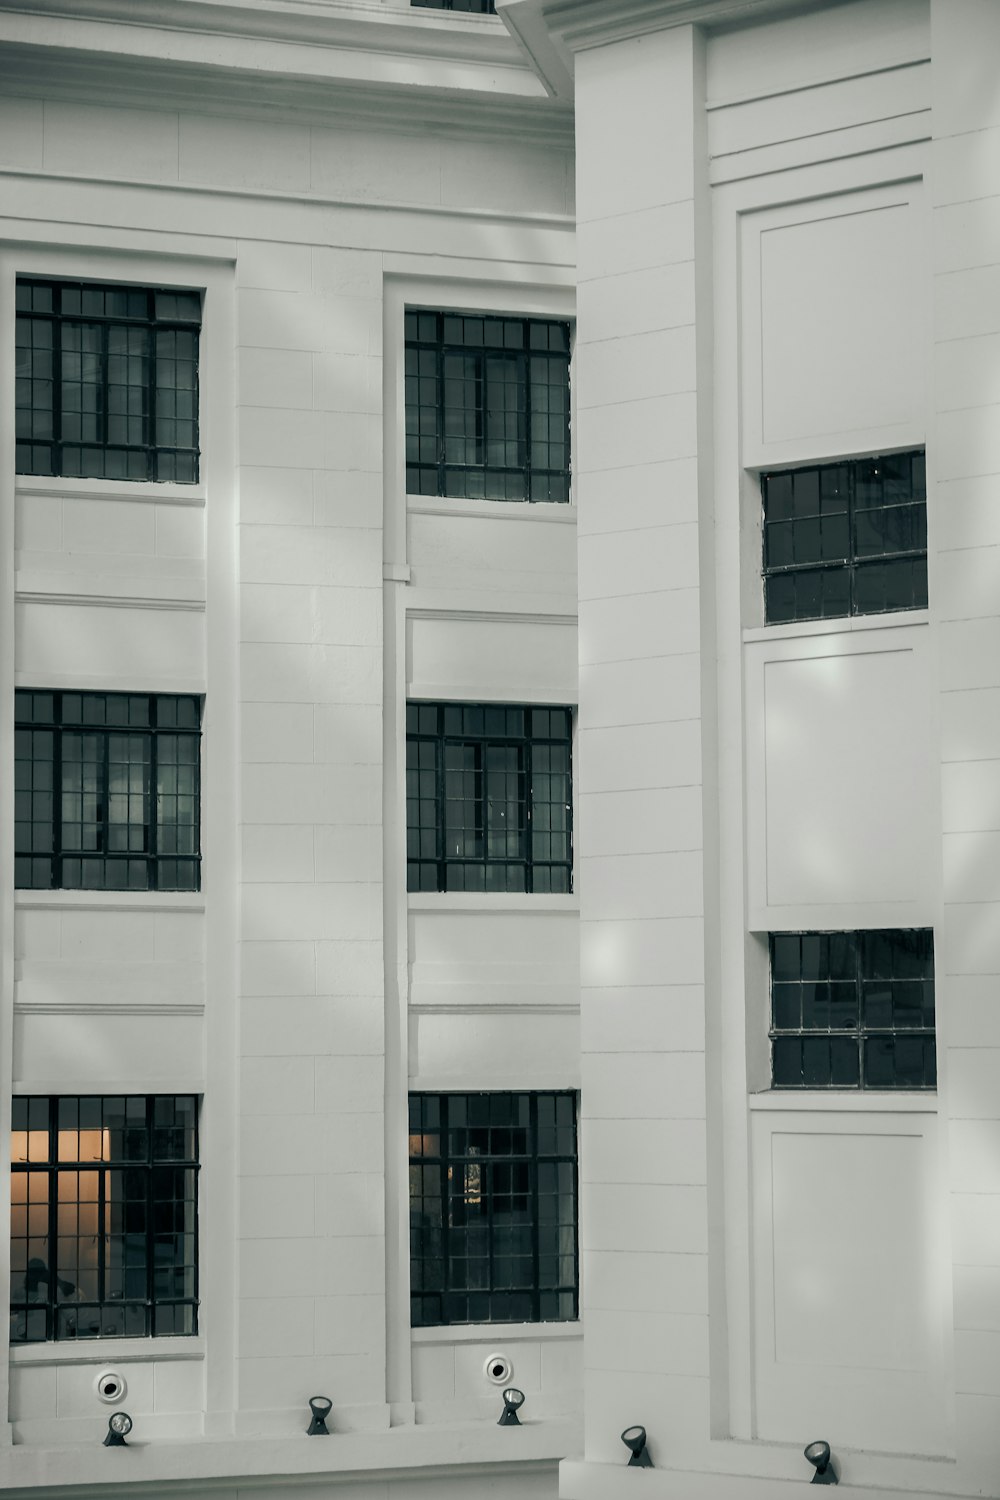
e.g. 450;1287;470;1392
0;2;998;1498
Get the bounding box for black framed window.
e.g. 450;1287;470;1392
10;1095;198;1344
405;310;570;502
762;450;927;623
770;930;936;1089
406;702;572;893
409;1092;577;1327
411;1;497;12
15;691;201;892
16;279;201;483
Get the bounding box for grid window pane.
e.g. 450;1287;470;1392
14;692;201;891
15;278;200;483
410;1092;577;1327
406;702;572;892
411;1;496;9
769;929;935;1090
405;310;570;502
10;1096;198;1344
762;451;926;622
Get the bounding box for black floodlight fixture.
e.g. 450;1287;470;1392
103;1411;133;1447
307;1396;333;1435
497;1387;525;1426
621;1424;653;1467
804;1440;838;1484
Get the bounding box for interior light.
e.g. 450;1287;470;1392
621;1424;653;1466
804;1440;838;1484
497;1387;525;1426
307;1396;333;1435
103;1411;133;1447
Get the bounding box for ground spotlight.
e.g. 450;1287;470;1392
621;1424;653;1466
497;1387;525;1426
103;1411;133;1447
804;1440;838;1484
307;1396;332;1435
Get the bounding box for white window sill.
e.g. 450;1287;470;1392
407;496;576;523
16;475;206;507
749;1090;937;1113
743;608;929;645
412;1321;581;1344
11;1336;204;1366
407;893;578;914
14;890;205;913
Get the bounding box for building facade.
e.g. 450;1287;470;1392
0;1;998;1497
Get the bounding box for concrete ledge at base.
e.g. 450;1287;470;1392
558;1461;979;1500
0;1416;581;1497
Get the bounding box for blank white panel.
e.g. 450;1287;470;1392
758;640;933;910
409;1008;579;1086
408;908;579;1009
407;614;577;703
761;204;914;442
771;1131;927;1371
14;1012;204;1087
741;183;926;466
15;600;205;686
752;1110;949;1454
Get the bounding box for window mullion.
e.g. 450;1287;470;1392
440;1097;450;1326
47;1099;58;1341
529;1094;540;1321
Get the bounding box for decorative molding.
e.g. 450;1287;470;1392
406;607;578;626
409;1001;578;1015
14;588;205;612
0;17;573;145
0;166;574;232
13;1002;205;1016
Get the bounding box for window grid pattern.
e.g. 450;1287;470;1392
15;691;201;891
409;1092;577;1327
16;280;200;483
411;0;496;12
406;702;572;893
10;1095;198;1344
405;311;570;502
762;450;927;623
770;930;936;1089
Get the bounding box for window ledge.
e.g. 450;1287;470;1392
11;1336;204;1366
749;1089;937;1112
407;497;576;523
407;893;578;913
14;890;205;912
742;607;928;645
412;1321;581;1344
16;475;206;507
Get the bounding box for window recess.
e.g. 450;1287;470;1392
406;702;573;893
409;1091;578;1327
15;278;201;483
761;450;926;624
10;1095;198;1344
405;310;570;502
769;929;936;1090
15;691;202;893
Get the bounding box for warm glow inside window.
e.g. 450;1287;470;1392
10;1096;199;1343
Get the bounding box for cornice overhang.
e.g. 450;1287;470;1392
497;0;821;98
0;0;573;143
